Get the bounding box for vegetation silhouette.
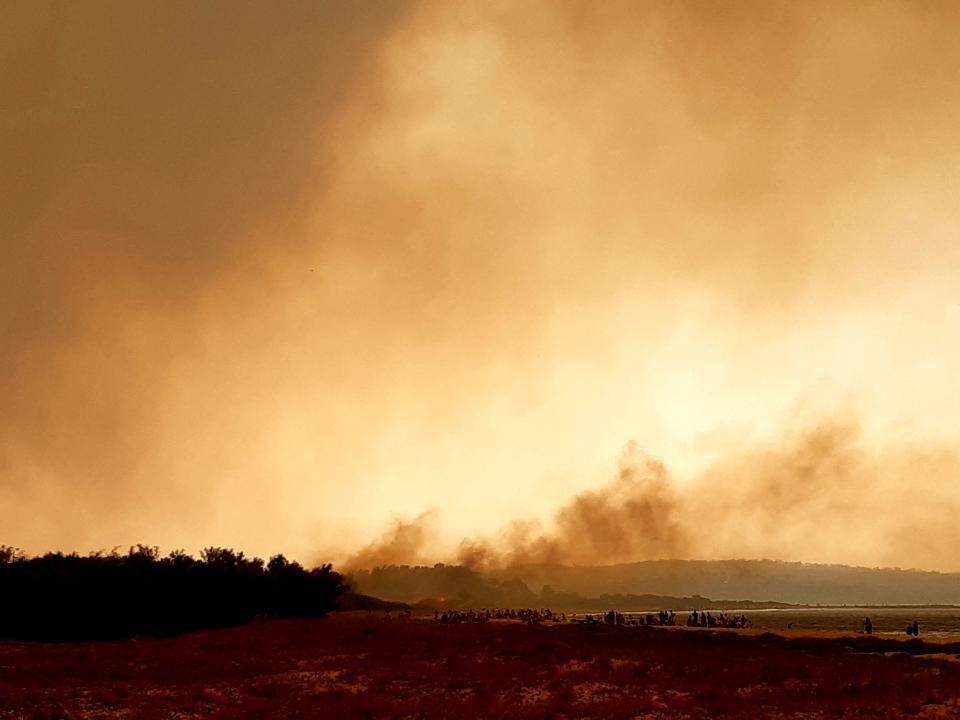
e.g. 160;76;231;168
348;563;795;611
0;545;347;641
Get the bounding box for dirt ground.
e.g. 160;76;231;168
3;614;960;719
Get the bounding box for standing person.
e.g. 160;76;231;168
912;620;920;637
863;617;873;634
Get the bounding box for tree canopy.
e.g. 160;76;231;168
0;545;346;641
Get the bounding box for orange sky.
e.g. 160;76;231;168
3;1;959;571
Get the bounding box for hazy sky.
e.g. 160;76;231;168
3;0;959;571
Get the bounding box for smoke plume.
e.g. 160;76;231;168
353;415;960;572
456;443;688;568
345;510;439;571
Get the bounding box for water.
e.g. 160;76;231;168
702;607;960;637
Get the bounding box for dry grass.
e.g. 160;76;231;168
2;615;960;719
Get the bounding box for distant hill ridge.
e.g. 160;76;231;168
493;560;960;606
350;559;960;607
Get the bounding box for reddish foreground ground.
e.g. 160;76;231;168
3;614;960;719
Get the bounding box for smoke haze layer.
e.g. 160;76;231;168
3;1;960;569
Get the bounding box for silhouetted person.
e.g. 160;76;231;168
863;617;873;634
913;620;919;637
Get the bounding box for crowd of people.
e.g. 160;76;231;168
576;609;680;626
424;607;742;628
376;608;927;638
432;607;566;624
686;610;752;629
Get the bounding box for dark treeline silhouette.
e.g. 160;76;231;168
0;545;347;641
348;564;793;611
354;560;960;609
349;564;540;609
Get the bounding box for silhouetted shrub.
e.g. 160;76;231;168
0;545;347;641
